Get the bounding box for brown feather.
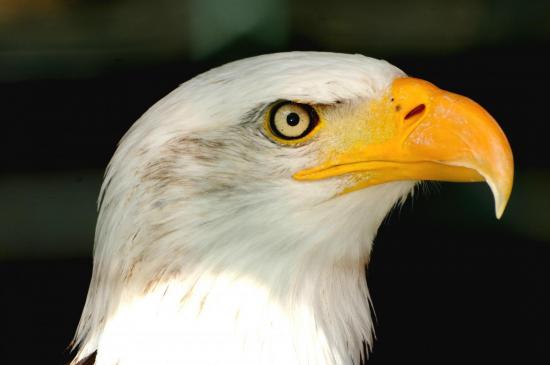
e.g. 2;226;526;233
74;351;96;365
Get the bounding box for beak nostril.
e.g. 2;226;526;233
404;104;426;120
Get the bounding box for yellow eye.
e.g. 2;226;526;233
267;102;320;142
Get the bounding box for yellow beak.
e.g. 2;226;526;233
294;77;514;218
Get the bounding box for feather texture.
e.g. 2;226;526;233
71;52;414;365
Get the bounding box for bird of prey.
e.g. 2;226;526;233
71;52;513;365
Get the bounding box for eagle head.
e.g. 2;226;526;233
72;52;513;365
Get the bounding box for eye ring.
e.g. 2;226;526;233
268;101;320;141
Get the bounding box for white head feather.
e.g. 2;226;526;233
72;52;415;365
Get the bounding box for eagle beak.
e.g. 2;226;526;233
294;77;514;218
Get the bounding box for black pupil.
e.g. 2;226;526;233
286;112;300;127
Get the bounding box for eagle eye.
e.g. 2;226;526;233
266;102;320;143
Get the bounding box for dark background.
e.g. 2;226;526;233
1;0;549;364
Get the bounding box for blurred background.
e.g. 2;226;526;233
1;0;549;363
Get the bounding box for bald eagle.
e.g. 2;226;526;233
71;52;513;365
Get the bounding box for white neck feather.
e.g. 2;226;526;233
95;259;371;365
74;181;413;365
